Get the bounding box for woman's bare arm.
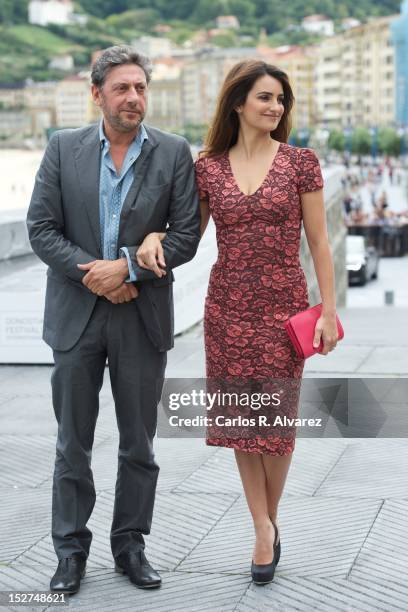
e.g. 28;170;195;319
200;199;210;236
136;199;211;276
301;188;338;354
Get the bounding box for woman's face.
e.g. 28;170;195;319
236;74;285;133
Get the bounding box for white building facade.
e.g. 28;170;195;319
28;0;73;27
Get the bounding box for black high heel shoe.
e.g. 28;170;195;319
251;520;279;585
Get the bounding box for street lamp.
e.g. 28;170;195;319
369;125;378;160
397;125;408;156
298;128;309;147
343;125;352;164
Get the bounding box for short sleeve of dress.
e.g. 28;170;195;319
194;156;209;201
298;147;324;194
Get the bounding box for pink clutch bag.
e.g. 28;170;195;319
284;303;344;359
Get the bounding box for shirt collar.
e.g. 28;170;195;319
99;119;148;148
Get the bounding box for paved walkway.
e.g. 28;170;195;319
346;255;408;308
1;305;408;611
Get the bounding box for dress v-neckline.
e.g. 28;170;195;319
226;142;282;197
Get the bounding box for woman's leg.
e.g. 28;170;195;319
262;452;294;543
234;450;275;564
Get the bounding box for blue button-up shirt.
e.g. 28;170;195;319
99;119;148;282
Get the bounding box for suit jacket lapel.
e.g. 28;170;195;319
118;133;159;233
73;123;160;253
73;125;102;255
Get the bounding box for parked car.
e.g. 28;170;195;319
346;235;379;286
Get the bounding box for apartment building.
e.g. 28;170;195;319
0;83;25;109
147;60;183;130
391;0;408;126
314;35;342;128
55;74;93;128
28;0;73;27
24;80;57;137
181;48;261;126
315;15;397;129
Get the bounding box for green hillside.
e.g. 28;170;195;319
0;24;85;82
9;24;81;52
0;20;126;82
0;0;403;83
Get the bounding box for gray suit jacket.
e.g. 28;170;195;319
26;123;201;352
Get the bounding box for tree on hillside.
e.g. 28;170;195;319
154;0;196;20
79;0;129;18
80;0;402;25
0;0;28;24
106;9;160;31
1;0;403;26
191;0;225;24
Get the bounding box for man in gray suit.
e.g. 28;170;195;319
26;46;200;594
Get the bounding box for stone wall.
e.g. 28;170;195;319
0;211;32;260
300;166;347;307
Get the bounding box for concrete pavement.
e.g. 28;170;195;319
1;300;408;611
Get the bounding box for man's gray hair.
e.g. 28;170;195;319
91;45;153;87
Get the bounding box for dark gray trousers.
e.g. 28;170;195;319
50;298;167;561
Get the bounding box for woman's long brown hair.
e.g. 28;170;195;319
200;59;294;158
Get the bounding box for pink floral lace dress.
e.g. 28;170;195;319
194;143;324;455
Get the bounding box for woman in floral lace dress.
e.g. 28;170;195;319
136;60;339;584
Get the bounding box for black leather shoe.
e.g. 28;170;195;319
114;550;161;589
50;556;86;594
251;521;279;585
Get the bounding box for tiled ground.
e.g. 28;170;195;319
1;324;408;611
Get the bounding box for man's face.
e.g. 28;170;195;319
92;63;148;133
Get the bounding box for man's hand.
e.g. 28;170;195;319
77;259;129;294
104;283;139;304
136;232;167;278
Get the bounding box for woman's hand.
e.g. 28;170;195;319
313;314;339;355
136;232;166;278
